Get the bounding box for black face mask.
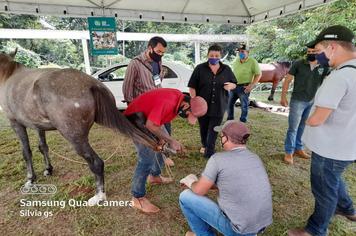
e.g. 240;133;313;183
178;106;189;118
220;134;228;148
306;53;316;62
149;50;162;62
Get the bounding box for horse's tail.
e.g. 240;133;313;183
90;85;158;149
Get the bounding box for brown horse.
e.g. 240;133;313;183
259;61;291;101
0;50;158;205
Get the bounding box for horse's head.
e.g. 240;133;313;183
0;48;20;83
277;61;292;75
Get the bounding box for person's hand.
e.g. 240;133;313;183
280;96;289;107
179;174;198;189
244;84;253;93
169;139;184;153
223;82;235;91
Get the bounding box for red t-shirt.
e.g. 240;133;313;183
124;88;185;126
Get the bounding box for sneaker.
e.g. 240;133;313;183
185;231;196;236
284;153;294;165
132;197;160;214
287;228;312;236
294;150;310;159
147;175;173;185
335;209;356;222
164;157;175;167
199;147;205;154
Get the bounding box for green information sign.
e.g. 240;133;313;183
88;17;118;55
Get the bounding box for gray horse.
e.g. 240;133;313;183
0;50;158;205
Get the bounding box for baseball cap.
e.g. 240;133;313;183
237;43;250;51
305;40;316;49
187;96;207;124
214;120;250;144
309;25;355;47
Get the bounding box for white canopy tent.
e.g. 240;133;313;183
0;0;336;25
0;0;337;73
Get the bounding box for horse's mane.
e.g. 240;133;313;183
276;61;292;68
0;56;22;82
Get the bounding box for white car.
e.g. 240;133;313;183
92;61;193;109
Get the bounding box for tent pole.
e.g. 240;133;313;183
81;38;91;74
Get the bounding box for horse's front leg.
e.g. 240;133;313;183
37;129;53;176
268;82;278;101
10;120;37;186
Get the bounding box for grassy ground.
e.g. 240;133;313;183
0;99;355;236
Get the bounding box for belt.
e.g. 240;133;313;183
237;83;250;86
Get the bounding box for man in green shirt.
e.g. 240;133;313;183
280;42;329;165
227;44;261;122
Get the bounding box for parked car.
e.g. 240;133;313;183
92;61;193;109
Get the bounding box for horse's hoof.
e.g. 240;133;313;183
267;97;274;101
88;192;107;206
25;180;34;188
43;169;53;176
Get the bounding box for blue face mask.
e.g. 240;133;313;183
208;58;220;65
239;52;246;60
315;52;330;67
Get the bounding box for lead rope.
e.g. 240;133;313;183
49;144;122;166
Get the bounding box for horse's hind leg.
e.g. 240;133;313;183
10;120;36;186
71;139;106;206
37;129;53;176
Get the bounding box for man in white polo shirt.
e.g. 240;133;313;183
288;25;356;236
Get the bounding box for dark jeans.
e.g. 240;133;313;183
198;115;223;158
227;85;250;122
305;152;355;236
164;123;171;135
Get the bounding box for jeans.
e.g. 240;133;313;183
179;189;258;236
131;127;168;198
198;115;223;158
164;122;171;135
305;152;355;236
284;99;313;154
227;85;250;122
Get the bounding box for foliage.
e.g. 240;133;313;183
247;0;356;62
1;41;42;68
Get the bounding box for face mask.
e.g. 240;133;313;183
306;54;316;62
178;106;190;118
220;134;228;148
149;49;162;62
208;58;220;65
239;52;246;60
315;52;330;67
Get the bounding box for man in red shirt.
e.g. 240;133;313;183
124;88;207;213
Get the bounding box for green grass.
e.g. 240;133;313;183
0;105;355;236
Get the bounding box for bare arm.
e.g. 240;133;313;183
306;106;333;127
145;120;183;151
191;176;215;196
189;88;196;98
245;73;262;93
251;73;262;86
280;74;294;107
